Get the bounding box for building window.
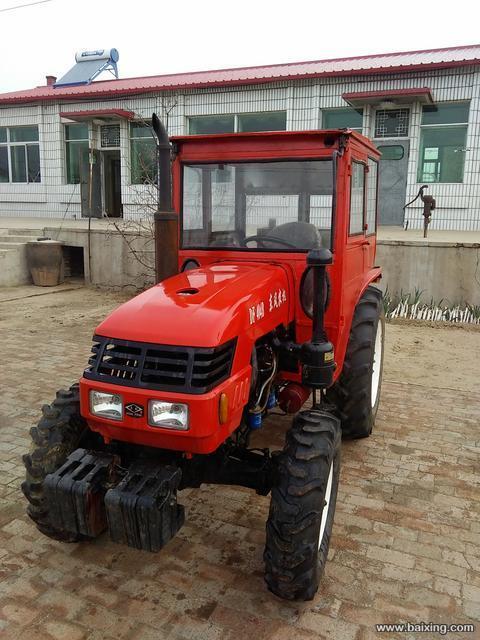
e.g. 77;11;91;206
101;124;120;148
237;111;286;132
350;162;365;235
376;144;404;160
0;125;40;183
374;108;409;138
366;158;378;235
188;111;287;135
189;115;235;135
65;124;89;184
417;102;469;183
323;108;363;132
130;122;156;184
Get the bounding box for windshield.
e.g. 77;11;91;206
182;160;333;251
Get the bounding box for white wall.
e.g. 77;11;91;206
1;65;480;230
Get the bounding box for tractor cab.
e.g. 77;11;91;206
23;122;385;603
168;128;381;358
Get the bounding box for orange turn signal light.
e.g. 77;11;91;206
219;393;229;424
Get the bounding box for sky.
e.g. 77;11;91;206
0;0;479;93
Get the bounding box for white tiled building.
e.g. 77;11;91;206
1;44;480;230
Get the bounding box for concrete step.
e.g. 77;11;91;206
8;228;44;236
0;242;29;250
0;226;53;287
0;235;40;243
0;228;43;236
0;244;30;287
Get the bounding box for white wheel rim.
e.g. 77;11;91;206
371;320;383;408
318;461;334;548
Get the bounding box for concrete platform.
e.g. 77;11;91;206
379;226;480;246
0;217;478;305
0;216;479;244
0;227;44;287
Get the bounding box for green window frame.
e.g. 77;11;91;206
188;111;287;135
376;144;404;160
188;115;235;135
417;102;469;184
323;108;363;132
0;125;40;183
130;122;156;184
65;124;89;184
237;111;286;132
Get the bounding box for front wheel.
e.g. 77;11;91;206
264;409;341;601
21;384;99;542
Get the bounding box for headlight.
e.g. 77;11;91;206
148;401;189;430
89;390;123;421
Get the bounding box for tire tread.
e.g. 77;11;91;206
21;383;95;542
264;409;341;600
326;286;384;439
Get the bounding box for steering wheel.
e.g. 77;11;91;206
243;234;298;249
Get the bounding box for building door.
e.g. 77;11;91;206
375;140;409;226
80;149;102;218
103;150;122;218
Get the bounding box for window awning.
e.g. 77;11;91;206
343;87;433;107
59;108;135;122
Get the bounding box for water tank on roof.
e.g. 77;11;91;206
74;48;119;63
55;48;119;87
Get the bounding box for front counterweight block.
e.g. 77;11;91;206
105;462;185;552
44;448;118;538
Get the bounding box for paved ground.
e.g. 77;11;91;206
0;286;479;640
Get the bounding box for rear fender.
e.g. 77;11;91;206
334;267;382;378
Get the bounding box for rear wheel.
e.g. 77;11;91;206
21;384;98;542
327;285;385;439
264;409;341;601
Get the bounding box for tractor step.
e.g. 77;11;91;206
105;461;184;552
44;448;118;537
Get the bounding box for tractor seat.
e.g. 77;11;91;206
267;221;321;249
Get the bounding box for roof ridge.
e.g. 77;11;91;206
48;42;480;85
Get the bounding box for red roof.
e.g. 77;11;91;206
1;44;479;105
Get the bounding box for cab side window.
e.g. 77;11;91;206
349;161;365;235
366;158;378;235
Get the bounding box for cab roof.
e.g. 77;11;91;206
171;129;380;161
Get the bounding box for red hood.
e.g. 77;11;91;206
95;262;291;347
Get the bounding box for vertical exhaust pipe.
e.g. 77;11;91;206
300;248;336;389
151;113;178;283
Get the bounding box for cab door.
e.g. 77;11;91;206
337;158;368;367
342;156;380;298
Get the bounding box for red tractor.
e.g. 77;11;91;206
23;118;384;601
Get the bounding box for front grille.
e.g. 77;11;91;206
84;335;236;394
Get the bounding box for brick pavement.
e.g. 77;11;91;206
0;287;479;639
